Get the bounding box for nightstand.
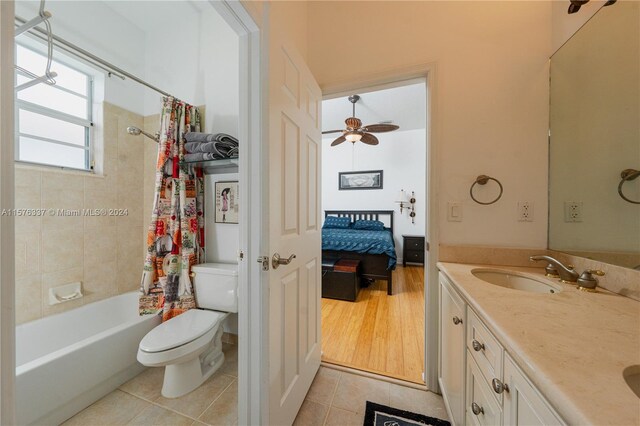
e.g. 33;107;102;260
402;235;425;267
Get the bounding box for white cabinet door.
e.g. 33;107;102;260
466;354;502;426
439;274;466;426
503;354;564;426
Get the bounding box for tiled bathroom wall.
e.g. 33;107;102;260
14;102;147;324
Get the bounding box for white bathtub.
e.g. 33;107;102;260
16;291;161;425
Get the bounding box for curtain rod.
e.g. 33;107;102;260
15;15;182;102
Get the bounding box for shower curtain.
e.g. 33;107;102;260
139;97;205;321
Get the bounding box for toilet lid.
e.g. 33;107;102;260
139;309;226;353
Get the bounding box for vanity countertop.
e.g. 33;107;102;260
437;262;640;426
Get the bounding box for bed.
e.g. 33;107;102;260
322;210;396;295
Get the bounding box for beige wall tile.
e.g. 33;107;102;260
41;227;84;273
15;274;42;324
41;267;84;317
14;168;42;234
83;260;117;304
15;231;40;279
41;188;84;231
117;225;144;293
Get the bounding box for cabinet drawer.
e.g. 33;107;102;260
466;353;502;426
405;237;424;250
404;250;424;263
467;309;504;404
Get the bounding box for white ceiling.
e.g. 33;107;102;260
322;81;427;134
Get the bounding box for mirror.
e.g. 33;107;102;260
549;1;640;270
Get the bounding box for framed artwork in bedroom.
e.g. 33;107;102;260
338;170;383;190
214;181;239;224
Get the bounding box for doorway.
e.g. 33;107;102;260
319;79;428;384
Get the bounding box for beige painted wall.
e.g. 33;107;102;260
551;0;607;53
15;103;145;324
308;1;551;248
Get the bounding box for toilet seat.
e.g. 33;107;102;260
139;309;226;353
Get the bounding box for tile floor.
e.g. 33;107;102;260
293;367;449;426
62;344;447;426
62;343;238;426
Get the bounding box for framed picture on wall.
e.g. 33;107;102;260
215;181;239;224
338;170;384;190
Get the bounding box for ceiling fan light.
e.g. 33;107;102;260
345;132;362;142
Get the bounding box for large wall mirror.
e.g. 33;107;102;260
549;1;639;270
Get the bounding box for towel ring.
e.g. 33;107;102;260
618;169;640;204
470;175;503;205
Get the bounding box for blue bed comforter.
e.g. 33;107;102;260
322;228;397;269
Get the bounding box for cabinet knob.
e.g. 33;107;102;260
472;339;485;352
492;378;509;394
471;402;484;416
452;316;463;325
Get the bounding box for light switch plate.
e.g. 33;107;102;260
447;202;462;222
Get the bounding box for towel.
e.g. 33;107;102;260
184;132;239;144
184;152;218;162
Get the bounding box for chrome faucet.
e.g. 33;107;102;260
530;255;579;283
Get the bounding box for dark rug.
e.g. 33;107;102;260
363;401;451;426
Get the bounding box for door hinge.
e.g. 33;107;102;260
257;256;269;271
426;241;430;251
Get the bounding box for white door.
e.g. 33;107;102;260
266;39;322;425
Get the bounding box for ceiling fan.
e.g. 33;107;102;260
323;94;399;146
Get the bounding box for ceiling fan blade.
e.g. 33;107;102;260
322;129;345;134
331;136;347;146
363;124;400;133
360;133;379;145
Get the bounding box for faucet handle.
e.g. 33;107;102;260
544;263;560;278
577;269;605;292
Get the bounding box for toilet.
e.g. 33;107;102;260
137;262;238;398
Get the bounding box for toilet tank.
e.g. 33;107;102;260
191;263;238;313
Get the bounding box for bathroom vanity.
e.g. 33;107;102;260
437;262;640;426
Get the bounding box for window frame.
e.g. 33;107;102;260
14;42;95;172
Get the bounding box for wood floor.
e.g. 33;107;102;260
321;265;425;384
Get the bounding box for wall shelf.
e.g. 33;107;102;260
181;157;239;175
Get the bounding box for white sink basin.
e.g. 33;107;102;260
471;269;563;294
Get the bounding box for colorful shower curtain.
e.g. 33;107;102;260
139;97;205;321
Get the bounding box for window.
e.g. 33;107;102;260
15;44;93;171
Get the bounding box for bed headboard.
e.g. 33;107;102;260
324;210;394;233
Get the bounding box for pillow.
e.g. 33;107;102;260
323;216;351;229
353;219;385;231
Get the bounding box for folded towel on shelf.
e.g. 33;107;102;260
184;132;216;143
184;132;239;144
184;152;218;162
184;132;239;161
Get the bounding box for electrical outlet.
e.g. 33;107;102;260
518;201;534;222
564;201;583;222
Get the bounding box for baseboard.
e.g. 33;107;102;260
222;332;238;345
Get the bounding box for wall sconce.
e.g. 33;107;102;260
395;189;417;224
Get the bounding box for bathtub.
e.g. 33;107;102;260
16;291;161;425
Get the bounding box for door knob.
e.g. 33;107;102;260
272;253;296;269
452;316;462;325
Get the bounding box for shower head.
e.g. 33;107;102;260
127;126;159;142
